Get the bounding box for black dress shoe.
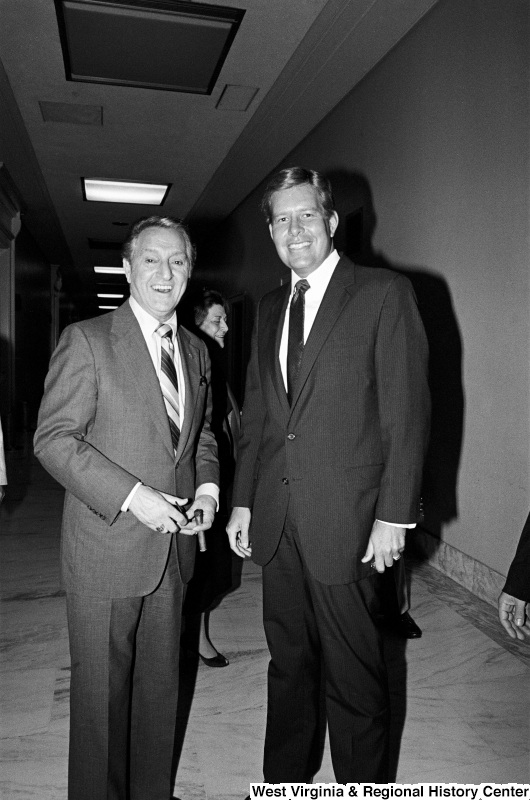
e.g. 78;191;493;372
395;611;422;639
199;651;229;667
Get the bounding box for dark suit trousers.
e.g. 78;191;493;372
262;512;390;783
66;540;183;800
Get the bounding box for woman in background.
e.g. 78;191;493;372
183;288;240;666
0;418;6;504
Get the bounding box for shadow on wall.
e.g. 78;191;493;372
189;216;248;296
327;169;465;543
189;216;256;408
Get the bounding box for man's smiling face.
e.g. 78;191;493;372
269;183;338;278
123;226;191;321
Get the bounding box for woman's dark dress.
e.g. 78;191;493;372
183;342;239;612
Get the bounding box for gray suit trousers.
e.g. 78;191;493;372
66;541;183;800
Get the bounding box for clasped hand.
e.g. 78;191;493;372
129;485;215;536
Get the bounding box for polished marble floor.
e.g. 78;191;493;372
1;443;529;800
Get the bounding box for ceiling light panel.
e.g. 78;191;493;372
55;0;245;94
94;266;126;274
83;179;169;204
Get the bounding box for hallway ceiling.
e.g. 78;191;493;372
0;0;438;312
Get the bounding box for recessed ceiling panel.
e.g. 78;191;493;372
55;0;245;94
39;100;103;125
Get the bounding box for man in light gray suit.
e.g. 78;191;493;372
227;168;430;784
35;216;219;800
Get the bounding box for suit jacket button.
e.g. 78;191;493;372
282;477;289;485
287;433;296;440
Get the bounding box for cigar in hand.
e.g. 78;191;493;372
194;509;207;552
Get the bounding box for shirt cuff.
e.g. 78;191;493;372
376;519;416;529
195;482;220;511
121;482;142;512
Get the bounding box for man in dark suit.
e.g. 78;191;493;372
227;167;430;783
34;216;219;800
498;513;530;640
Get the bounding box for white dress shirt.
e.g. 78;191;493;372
279;249;413;530
279;249;341;386
121;297;219;511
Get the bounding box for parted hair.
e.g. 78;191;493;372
122;215;196;270
260;167;335;224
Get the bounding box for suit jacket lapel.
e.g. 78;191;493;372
263;285;291;417
111;303;174;458
290;257;356;411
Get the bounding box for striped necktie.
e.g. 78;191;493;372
286;279;310;404
155;324;180;453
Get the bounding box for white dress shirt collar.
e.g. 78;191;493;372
289;248;340;296
128;295;178;338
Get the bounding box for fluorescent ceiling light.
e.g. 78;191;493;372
97;293;124;298
94;266;126;274
99;305;119;310
84;178;169;204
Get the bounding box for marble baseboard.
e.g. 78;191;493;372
410;526;506;608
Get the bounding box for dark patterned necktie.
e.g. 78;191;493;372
155;324;180;453
286;279;310;404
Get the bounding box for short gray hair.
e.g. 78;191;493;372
122;216;196;270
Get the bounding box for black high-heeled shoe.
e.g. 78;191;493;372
199;650;229;668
